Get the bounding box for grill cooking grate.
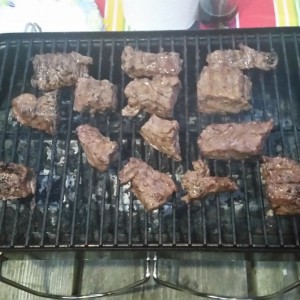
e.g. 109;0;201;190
0;29;300;250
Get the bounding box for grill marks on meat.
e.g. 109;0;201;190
197;66;252;115
31;52;93;91
74;77;117;114
122;75;181;118
207;44;278;71
119;158;177;211
140;115;181;161
121;46;182;78
181;160;237;203
198;120;273;160
76;124;118;172
261;156;300;215
0;162;36;200
12;92;58;135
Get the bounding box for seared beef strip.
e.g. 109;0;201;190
207;44;278;71
31;52;93;91
74;77;117;114
198;120;273;160
261;156;300;215
121;46;182;78
140;115;181;161
119;158;177;211
76;124;118;172
181;160;237;203
197;66;252;115
0;162;36;200
12;92;58;135
122;75;181;118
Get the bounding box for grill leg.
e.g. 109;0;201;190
0;251;151;299
152;253;300;300
71;251;85;296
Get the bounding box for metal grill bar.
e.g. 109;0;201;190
0;29;299;250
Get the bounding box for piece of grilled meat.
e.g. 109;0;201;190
122;75;181;118
206;44;278;71
0;162;36;200
119;158;177;211
12;92;58;135
76;124;118;172
140;115;181;161
181;160;237;203
121;46;182;78
197;66;252;115
261;156;300;215
198;120;273;160
31;52;93;91
74;77;117;114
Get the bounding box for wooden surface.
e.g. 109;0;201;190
0;251;300;300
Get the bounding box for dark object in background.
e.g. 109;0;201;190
198;0;238;27
31;52;93;91
122;75;181;118
261;156;300;215
76;124;118;172
74;77;117;115
197;65;252;115
119;158;177;211
206;44;278;71
12;92;59;135
140;114;181;161
198;120;273;160
181;160;237;203
0;162;36;200
121;46;183;78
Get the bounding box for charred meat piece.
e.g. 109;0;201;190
0;162;36;200
197;66;252;115
76;124;118;172
261;156;300;215
181;160;237;203
198;120;273;160
121;46;182;78
12;92;58;135
140;115;181;161
119;158;177;211
207;44;278;71
31;52;93;91
74;77;117;114
122;75;181;118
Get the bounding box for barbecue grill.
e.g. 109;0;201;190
0;28;300;299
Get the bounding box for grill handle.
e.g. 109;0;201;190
1;252;300;299
152;253;300;300
0;253;151;299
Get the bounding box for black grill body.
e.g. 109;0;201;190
0;28;300;251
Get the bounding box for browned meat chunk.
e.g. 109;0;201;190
261;156;300;215
181;160;237;203
198;120;273;160
12;92;58;135
119;158;177;211
31;52;93;91
76;124;118;172
197;66;252;115
140;115;181;161
74;77;117;114
122;75;181;118
207;45;278;71
121;46;182;78
0;162;36;200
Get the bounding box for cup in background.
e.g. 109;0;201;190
122;0;200;30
